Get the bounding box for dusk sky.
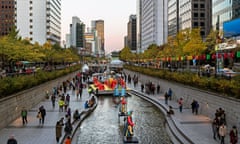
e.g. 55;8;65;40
61;0;136;54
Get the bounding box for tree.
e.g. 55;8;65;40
183;28;206;56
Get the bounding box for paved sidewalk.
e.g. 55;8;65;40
0;87;90;144
127;82;223;144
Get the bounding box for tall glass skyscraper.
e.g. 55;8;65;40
212;0;240;30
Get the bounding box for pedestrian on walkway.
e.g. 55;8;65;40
58;98;65;112
157;84;160;94
167;88;172;100
65;136;71;144
191;100;196;114
64;119;72;136
195;101;199;115
219;123;227;144
178;98;183;113
141;83;144;93
229;125;238;144
51;94;56;108
212;117;219;140
164;92;169;105
56;121;63;143
21;107;28;125
7;134;17;144
39;106;46;125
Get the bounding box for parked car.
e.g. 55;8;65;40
219;68;240;78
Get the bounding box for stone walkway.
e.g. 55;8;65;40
0;87;90;144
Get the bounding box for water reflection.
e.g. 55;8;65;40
76;95;172;144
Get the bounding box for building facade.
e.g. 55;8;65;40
140;0;168;52
16;0;61;45
179;0;212;38
212;0;240;30
91;20;105;57
136;0;142;53
0;0;15;36
69;16;85;48
168;0;179;37
127;15;137;52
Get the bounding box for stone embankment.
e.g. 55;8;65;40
0;72;78;129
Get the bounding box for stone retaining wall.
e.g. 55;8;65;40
0;72;78;129
125;69;240;128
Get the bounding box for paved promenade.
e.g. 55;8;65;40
0;87;90;144
0;73;234;144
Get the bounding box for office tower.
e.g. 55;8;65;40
168;0;179;37
91;20;105;57
212;0;240;30
140;0;168;52
136;0;142;53
69;16;85;48
0;0;15;36
127;15;137;52
16;0;61;45
179;0;212;38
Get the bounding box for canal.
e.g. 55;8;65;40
75;95;172;144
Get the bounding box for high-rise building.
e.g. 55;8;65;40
136;0;142;53
179;0;212;38
91;20;105;57
140;0;168;51
16;0;61;45
212;0;240;30
127;15;137;52
69;16;85;48
0;0;15;36
168;0;179;37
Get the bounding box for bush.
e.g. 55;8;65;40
124;65;240;98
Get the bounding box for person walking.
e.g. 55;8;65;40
219;123;227;144
55;121;63;143
58;98;65;112
164;92;169;105
229;125;238;144
191;100;196;114
7;135;17;144
51;94;56;108
39;106;46;125
21;107;28;125
167;88;172;100
195;101;199;115
157;84;160;94
178;98;183;113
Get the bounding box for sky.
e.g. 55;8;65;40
61;0;137;54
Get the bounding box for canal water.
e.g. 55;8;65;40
75;95;172;144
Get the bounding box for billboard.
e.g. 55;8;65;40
223;18;240;38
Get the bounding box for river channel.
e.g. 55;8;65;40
75;95;172;144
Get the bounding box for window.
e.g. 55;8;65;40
194;4;198;8
194;22;198;26
194;13;198;17
29;19;32;22
30;25;33;29
29;13;32;16
200;13;205;17
200;22;205;26
29;32;33;35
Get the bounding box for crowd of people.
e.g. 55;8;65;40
212;107;238;144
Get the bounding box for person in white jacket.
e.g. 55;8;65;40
219;123;227;144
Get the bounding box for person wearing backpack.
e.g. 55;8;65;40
21;107;28;125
